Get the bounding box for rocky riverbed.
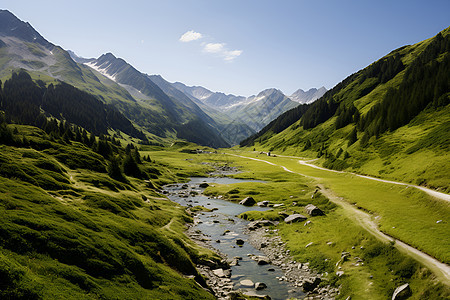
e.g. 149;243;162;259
246;227;339;299
164;175;340;299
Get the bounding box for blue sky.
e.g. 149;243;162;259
2;0;449;96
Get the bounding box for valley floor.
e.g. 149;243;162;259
226;150;450;284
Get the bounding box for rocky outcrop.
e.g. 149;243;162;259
284;214;308;223
305;204;324;216
239;196;256;206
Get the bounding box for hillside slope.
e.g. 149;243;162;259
0;112;218;299
242;26;450;192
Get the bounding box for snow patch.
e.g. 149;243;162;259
84;61;117;82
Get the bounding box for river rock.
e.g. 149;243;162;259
302;277;321;292
239;197;256;206
236;239;245;245
248;220;276;230
228;257;240;266
242;291;271;299
273;203;284;208
255;282;267;290
284;214;308;223
240;279;255;287
212;268;227;278
256;256;270;265
199;182;209;188
181;184;188;189
305;204;324;216
392;283;411;300
257;201;270;207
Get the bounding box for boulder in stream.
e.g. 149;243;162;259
255;282;267;290
240;279;255;287
236;239;245;245
256;256;270;265
239;197;256;206
242;291;271;299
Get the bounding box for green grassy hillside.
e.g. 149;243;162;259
241;27;450;192
0;122;219;299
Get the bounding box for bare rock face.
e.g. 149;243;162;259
392;283;412;300
239;197;256;206
305;204;324;216
284;214;308;223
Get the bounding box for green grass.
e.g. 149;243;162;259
230;152;450;264
0;126;218;299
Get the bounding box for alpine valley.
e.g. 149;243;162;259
0;8;449;300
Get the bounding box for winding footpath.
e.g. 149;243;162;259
278;154;450;203
227;153;450;285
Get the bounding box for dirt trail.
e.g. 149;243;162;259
276;154;450;202
227;153;450;285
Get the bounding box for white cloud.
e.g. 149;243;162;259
203;43;242;62
224;50;243;61
204;43;225;53
180;31;242;62
179;30;203;42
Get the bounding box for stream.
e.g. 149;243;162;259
164;177;305;300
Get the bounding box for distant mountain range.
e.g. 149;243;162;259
172;82;326;132
0;9;326;146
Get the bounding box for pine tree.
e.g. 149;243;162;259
108;156;126;182
123;153;143;178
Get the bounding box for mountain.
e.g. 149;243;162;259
0;10;51;49
173;82;247;109
226;88;299;132
71;52;229;148
173;82;322;133
289;87;327;104
241;26;450;192
149;75;254;145
0;10;228;148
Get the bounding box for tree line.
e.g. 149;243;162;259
0;70;147;140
